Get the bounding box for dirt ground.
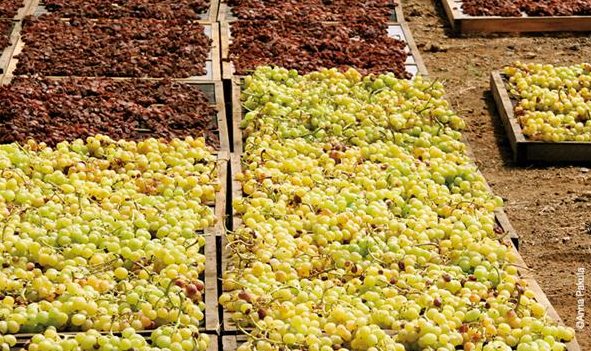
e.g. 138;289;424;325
403;1;591;348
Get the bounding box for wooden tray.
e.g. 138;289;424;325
1;21;221;82
33;0;220;22
220;21;428;80
441;0;591;34
216;1;405;23
491;71;591;163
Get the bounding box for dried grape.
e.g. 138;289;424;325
0;0;24;19
230;0;395;22
44;0;211;20
0;78;220;147
15;15;211;78
230;20;410;78
462;0;591;17
0;20;12;50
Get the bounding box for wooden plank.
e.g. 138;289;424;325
220;153;243;333
220;21;426;81
222;335;238;351
231;78;243;155
214;150;230;236
441;0;591;34
491;71;591;163
1;22;220;82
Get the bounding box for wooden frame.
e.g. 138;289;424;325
222;153;580;350
441;0;591;34
33;0;220;22
220;21;428;81
217;1;405;23
1;21;221;82
491;71;591;163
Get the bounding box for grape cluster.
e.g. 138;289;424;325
0;135;219;350
504;62;591;142
220;67;576;351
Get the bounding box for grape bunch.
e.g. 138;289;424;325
220;67;576;351
0;135;219;350
503;62;591;142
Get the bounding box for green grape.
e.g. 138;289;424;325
221;67;575;351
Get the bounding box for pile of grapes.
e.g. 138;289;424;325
0;78;219;148
0;0;24;18
462;0;591;17
220;67;575;351
503;62;591;142
16;15;212;78
229;20;410;78
0;135;219;350
43;0;211;20
228;0;394;22
0;20;11;50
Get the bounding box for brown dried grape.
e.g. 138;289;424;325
230;20;410;78
227;0;396;8
44;0;211;20
462;0;591;17
0;20;12;50
0;78;220;148
0;0;24;19
231;0;395;22
15;15;211;78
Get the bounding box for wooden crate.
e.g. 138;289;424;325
220;21;428;80
222;154;580;350
491;71;591;163
0;20;221;82
11;333;219;351
33;0;220;22
441;0;591;34
216;1;405;23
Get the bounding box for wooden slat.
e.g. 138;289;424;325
441;0;591;34
1;22;220;82
491;71;591;163
220;21;427;80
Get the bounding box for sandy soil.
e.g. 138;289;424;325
403;1;591;348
